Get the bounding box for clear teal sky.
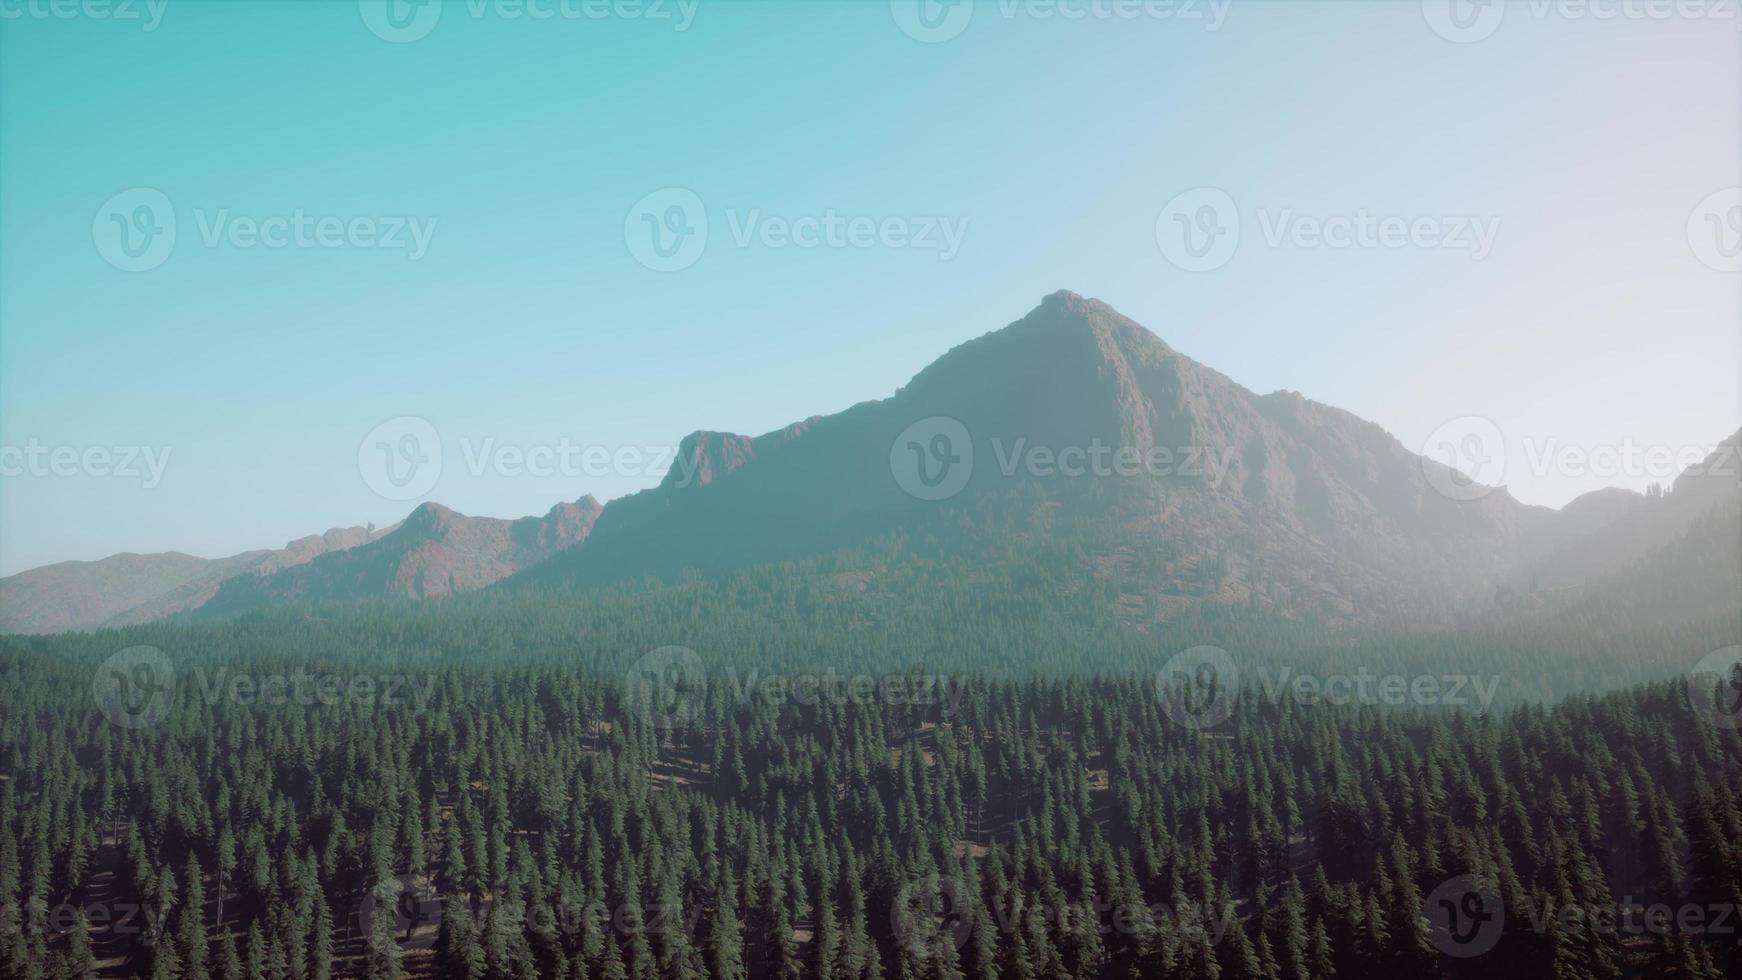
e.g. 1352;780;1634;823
2;0;1738;574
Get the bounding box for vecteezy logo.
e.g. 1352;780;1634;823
624;187;708;272
1687;646;1742;731
891;875;973;959
92;645;175;729
93;188;176;272
358;874;441;952
889;0;973;43
1155;187;1240;272
359;0;442;43
1421;0;1505;43
1425;875;1504;958
1156;645;1239;730
625;646;707;729
1688;187;1742;273
890;416;973;501
1420;415;1506;502
358;416;442;501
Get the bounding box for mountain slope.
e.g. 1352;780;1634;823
1515;431;1742;590
517;291;1608;624
15;292;1733;635
0;525;387;634
196;496;602;619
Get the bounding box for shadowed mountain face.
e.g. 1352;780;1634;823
523;290;1705;625
194;496;603;619
0;525;388;634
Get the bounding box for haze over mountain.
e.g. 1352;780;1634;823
3;293;1735;636
1501;433;1742;625
0;524;390;634
0;497;602;633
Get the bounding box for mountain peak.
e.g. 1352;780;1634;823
1029;289;1165;344
556;494;602;514
659;421;820;491
404;501;465;535
1036;287;1116;317
662;431;756;490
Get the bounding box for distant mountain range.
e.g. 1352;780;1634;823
4;291;1736;635
0;498;599;633
0;524;390;634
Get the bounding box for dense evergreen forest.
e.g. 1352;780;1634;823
3;629;1740;980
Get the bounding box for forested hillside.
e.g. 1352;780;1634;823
3;638;1739;980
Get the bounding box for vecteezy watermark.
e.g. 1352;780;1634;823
93;188;176;272
185;667;439;711
1420;418;1740;502
892;875;973;959
1419;0;1507;41
890;416;975;501
1687;646;1742;731
718;668;966;714
360;416;443;501
624;646;708;729
1156;187;1501;271
193;209;437;259
92;645;176;729
1156;645;1239;730
457;437;696;483
1156;650;1504;730
0;0;167;30
723;209;968;260
1688;187;1742;273
623;648;966;729
359;874;442;952
1519;436;1740;485
1420;415;1507;502
18;899;169;945
1425;873;1741;961
358;416;701;501
91;649;443;729
93;189;438;269
351;892;697;950
1154;187;1239;272
1425;876;1505;958
359;0;700;43
889;0;1231;43
623;187;708;272
1422;0;1741;44
890;874;1236;955
989;438;1237;485
1255;666;1503;715
623;187;969;272
889;419;1239;501
0;439;172;488
1517;897;1740;939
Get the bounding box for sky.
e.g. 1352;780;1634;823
1;0;1738;576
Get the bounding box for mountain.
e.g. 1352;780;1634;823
1499;432;1742;624
0;524;388;634
193;496;602;619
10;292;1734;635
518;290;1664;626
1516;432;1742;587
